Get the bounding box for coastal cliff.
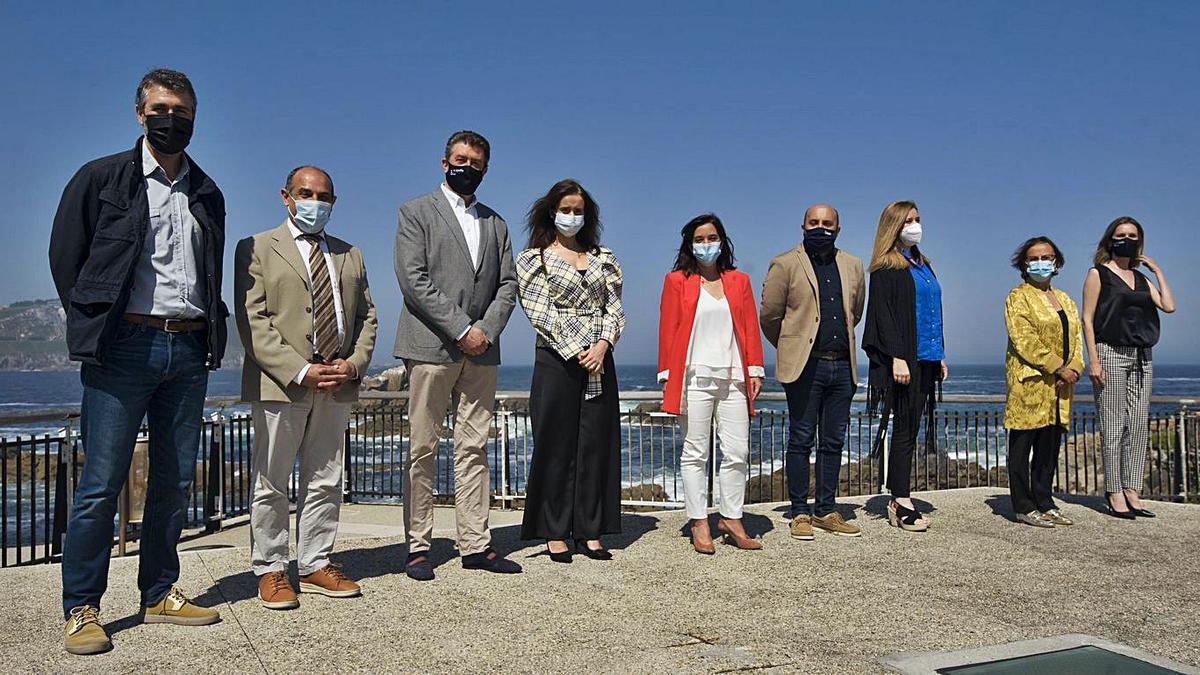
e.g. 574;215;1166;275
0;299;244;371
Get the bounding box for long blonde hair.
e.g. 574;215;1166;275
868;200;930;272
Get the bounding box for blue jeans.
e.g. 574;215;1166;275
61;321;209;618
783;358;855;516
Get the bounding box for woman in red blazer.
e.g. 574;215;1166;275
658;214;765;555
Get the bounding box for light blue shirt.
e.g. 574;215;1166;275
125;140;206;318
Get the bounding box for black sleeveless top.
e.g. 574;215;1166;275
1094;265;1160;348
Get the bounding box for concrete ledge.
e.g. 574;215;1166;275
881;633;1200;674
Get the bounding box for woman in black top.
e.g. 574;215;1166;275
862;201;948;532
1081;216;1175;518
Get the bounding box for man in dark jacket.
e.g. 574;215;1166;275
48;69;227;656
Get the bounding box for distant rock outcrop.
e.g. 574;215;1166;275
0;298;244;371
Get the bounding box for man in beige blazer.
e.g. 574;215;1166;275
760;203;865;540
234;166;377;610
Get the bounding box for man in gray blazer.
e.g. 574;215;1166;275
394;130;520;580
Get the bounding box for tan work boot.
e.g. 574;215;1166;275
812;511;862;537
64;605;111;655
142;586;221;625
790;514;815;540
258;570;300;610
299;563;361;598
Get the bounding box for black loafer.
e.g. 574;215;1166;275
405;553;435;581
462;548;523;574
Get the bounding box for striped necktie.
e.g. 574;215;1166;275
301;234;340;362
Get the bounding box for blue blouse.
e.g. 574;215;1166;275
905;251;945;362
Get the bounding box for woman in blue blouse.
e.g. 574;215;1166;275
862;201;948;532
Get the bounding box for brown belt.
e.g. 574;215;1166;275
810;350;850;361
122;313;207;333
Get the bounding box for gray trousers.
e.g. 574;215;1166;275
1094;343;1152;492
250;390;350;576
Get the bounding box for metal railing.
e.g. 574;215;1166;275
3;393;1196;568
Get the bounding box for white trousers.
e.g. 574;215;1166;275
678;377;750;520
250;390;349;576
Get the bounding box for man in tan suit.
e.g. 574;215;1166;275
760;204;865;540
234;166;377;610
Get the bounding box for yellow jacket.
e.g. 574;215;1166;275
1003;283;1084;430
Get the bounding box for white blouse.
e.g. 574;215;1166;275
685;289;743;382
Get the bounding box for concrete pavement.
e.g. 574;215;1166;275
2;488;1198;673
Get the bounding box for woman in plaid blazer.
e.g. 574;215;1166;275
515;179;625;563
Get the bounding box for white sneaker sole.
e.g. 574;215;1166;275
817;528;863;537
299;582;361;598
259;597;300;610
141;611;221;626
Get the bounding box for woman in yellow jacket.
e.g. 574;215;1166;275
1004;236;1084;528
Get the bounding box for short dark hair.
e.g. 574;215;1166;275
674;213;737;276
525;179;602;251
284;165;335;195
444;130;490;166
135;68;196;111
1011;235;1065;280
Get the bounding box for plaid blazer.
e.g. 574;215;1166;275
516;246;625;398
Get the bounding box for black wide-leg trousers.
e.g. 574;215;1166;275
521;347;622;541
1007;425;1062;514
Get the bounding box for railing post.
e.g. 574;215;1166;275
204;407;225;532
343;420;353;504
707;417;717;508
63;417;77;519
498;404;511;510
1175;406;1188;501
57;417;77;556
52;434;68;558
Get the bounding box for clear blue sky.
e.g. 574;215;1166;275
2;1;1196;366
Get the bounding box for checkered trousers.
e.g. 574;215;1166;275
1094;342;1152;492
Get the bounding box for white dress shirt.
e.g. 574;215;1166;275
440;182;482;341
288;219;347;384
440;182;482;270
126;139;206;318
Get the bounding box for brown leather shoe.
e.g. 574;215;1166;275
299;563;361;598
690;519;716;555
258;571;299;610
717;518;764;550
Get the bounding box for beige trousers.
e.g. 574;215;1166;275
250;390;349;576
403;359;497;556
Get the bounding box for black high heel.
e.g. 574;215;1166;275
546;542;572;563
1128;506;1156;518
1105;494;1136;520
574;539;613;560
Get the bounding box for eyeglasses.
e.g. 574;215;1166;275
1025;254;1057;262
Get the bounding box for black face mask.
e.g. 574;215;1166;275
144;114;194;155
803;227;837;254
445;164;484;196
1110;238;1139;259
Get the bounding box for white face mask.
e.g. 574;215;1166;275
554;212;585;237
900;221;923;246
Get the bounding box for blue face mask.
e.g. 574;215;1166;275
693;242;721;266
291;199;333;235
1027;260;1056;281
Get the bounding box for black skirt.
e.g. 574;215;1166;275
521;347;623;540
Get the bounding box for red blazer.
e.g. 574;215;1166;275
657;269;766;416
